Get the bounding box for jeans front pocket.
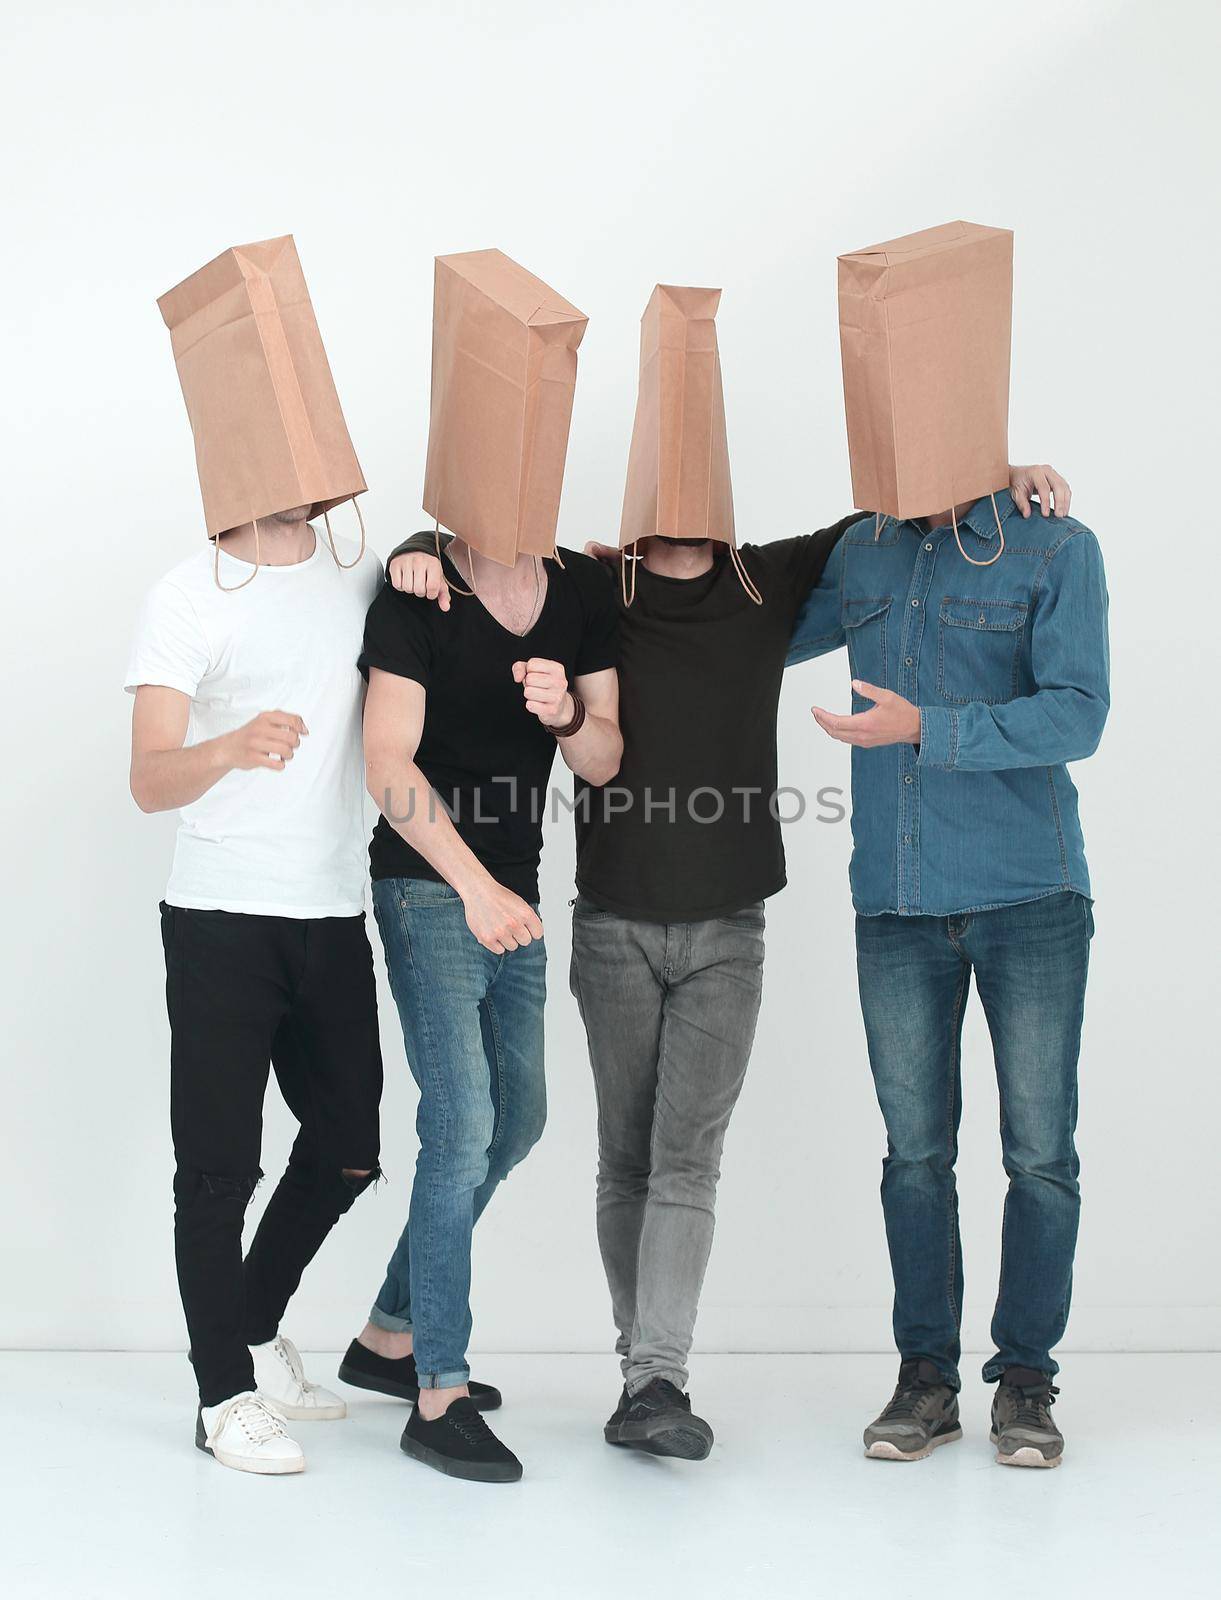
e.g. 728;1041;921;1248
937;597;1028;705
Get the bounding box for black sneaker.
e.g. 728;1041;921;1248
864;1359;962;1461
991;1368;1064;1468
400;1397;522;1483
338;1339;502;1411
607;1378;714;1460
603;1386;632;1445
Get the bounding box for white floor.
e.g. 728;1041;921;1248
5;1352;1219;1600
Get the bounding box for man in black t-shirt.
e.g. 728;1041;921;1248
337;535;620;1483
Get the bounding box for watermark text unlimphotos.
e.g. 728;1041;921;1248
379;780;847;827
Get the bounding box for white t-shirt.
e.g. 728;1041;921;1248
125;531;382;918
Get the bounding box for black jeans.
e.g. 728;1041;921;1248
161;904;383;1406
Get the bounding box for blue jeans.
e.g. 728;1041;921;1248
369;878;547;1386
855;890;1093;1387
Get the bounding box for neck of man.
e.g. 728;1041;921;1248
640;537;716;579
923;498;980;532
449;537;541;591
222;516;316;567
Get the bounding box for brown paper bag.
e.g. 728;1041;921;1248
838;221;1013;519
424;249;587;566
619;285;735;549
158;235;366;538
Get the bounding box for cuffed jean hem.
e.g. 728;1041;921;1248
981;1356;1056;1385
899;1353;962;1392
418;1367;471;1389
626;1366;688;1397
368;1305;413;1335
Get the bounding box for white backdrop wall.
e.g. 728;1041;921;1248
2;0;1217;1355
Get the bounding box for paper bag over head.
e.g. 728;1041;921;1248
619;284;735;550
158;235;366;539
838;221;1013;521
424;249;588;567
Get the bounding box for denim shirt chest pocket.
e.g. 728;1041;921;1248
843;596;893;705
937;596;1028;705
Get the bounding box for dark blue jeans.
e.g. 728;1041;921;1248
855;890;1093;1387
369;878;547;1386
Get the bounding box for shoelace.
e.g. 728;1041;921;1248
1009;1384;1059;1431
230;1396;288;1447
444;1408;497;1448
882;1383;938;1421
276;1336;321;1396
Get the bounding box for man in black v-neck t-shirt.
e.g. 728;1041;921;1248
343;540;621;1483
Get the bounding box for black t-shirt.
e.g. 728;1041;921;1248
574;524;855;921
359;549;618;902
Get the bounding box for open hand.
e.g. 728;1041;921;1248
812;682;920;748
1009;464;1071;520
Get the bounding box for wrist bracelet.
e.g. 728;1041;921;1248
550;693;586;739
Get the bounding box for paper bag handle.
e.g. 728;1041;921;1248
620;542;640;607
729;544;764;606
434;520;477;596
951;494;1006;568
212;522;262;592
322;497;367;569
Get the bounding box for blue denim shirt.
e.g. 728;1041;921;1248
787;490;1109;916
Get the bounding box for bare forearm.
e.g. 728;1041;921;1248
130;735;233;813
366;755;493;897
553;713;622;786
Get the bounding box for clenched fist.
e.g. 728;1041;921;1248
512;658;572;729
222;710;308;772
462;877;544;954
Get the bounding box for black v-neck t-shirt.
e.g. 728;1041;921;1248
573;524;855;922
360;549;618;901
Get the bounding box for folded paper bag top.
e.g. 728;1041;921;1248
423;249;588;568
838;220;1013;521
619;284;736;551
157;235;366;541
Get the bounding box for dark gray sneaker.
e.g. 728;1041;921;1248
607;1379;714;1460
991;1368;1063;1468
864;1359;962;1461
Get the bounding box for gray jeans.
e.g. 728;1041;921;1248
569;897;765;1394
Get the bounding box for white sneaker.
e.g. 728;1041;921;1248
251;1334;347;1421
196;1391;305;1474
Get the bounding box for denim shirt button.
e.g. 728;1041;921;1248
903;775;913;785
924;542;933;551
905;656;913;666
911;598;919;607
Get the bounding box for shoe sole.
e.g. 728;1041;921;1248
610;1416;714;1461
338;1361;502;1413
194;1426;304;1475
990;1430;1062;1469
399;1432;522;1483
865;1425;963;1462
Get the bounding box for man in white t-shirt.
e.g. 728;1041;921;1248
126;502;384;1475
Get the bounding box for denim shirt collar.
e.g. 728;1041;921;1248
959;487;1016;544
887;487;1016;546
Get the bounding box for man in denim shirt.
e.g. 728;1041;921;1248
789;484;1108;1468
